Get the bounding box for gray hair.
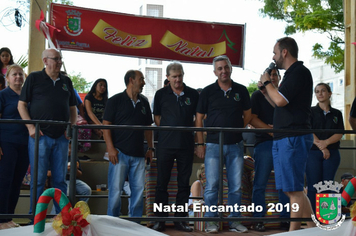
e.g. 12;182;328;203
166;61;184;76
213;55;232;70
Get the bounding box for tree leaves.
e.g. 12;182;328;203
260;0;344;73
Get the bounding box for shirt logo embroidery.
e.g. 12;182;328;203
333;116;338;124
141;106;146;115
62;84;68;91
185;97;191;105
233;93;240;101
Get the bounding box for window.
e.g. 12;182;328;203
147;5;163;17
144;68;162;97
328;82;334;92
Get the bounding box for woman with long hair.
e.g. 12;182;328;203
0;47;15;90
306;82;344;213
84;78;108;138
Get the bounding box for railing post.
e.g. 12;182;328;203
69;125;79;205
219;131;224;218
32;123;40;219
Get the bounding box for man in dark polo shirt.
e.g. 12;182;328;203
152;62;198;232
250;67;289;231
195;55;251;233
18;48;77;214
259;37;315;231
103;70;154;219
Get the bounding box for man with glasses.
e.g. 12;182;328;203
18;48;77;214
152;61;199;232
196;55;251;233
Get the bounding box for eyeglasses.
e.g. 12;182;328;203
47;57;63;62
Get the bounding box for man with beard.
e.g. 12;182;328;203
259;37;315;231
250;67;290;231
103;70;154;218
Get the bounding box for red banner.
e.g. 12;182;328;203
50;3;245;67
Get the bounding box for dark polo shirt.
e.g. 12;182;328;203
153;83;199;150
103;90;153;157
197;79;251;145
273;61;313;140
251;90;274;146
310;104;344;150
19;69;76;139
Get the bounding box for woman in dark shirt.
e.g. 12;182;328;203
306;83;344;213
84;78;108;138
0;65;28;229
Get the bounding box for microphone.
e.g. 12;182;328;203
259;62;276;90
265;62;276;75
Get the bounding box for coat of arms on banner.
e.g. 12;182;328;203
64;9;83;36
311;181;346;230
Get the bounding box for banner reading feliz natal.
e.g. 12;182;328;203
50;3;245;67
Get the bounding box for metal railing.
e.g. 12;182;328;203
0;118;354;224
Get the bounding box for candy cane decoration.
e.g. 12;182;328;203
34;188;72;233
342;177;356;206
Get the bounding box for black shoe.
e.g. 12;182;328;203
174;221;193;232
152;222;165;232
253;222;265;232
280;221;290;231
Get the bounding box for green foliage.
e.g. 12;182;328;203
68;72;92;93
48;0;73;6
16;55;28;69
247;81;258;96
260;0;344;72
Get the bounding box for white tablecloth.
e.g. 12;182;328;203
0;215;168;236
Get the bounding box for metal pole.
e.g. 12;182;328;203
28;0;47;73
31;123;40;219
218;131;224;218
69;125;78;205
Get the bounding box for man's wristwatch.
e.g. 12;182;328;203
148;147;155;152
263;80;271;87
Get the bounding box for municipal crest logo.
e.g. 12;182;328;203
185;97;191;105
311;181;345;230
64;9;83;36
333;116;338;124
62;84;68;91
233;93;240;101
141;107;146;115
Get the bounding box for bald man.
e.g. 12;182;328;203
18;48;77;214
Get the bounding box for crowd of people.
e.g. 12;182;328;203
0;36;354;233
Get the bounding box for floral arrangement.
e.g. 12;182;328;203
52;201;90;236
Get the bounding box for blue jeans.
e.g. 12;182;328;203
50;179;92;215
252;141;289;218
272;134;313;192
107;150;145;217
204;142;244;219
0;142;29;223
306;149;340;213
29;135;69;214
